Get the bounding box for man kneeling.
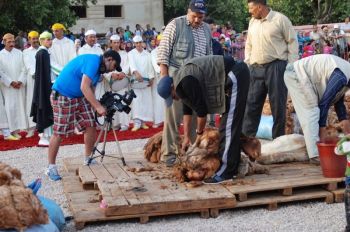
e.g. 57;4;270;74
46;51;122;181
158;55;250;184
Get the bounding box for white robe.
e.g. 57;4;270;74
108;50;131;128
23;46;38;128
0;48;28;131
128;48;155;122
0;67;9;129
151;47;164;125
78;43;106;100
49;37;76;78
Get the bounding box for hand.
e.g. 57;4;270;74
17;81;23;88
181;136;191;152
111;73;125;81
147;79;153;87
341;120;350;135
134;71;143;81
96;105;106;116
10;81;17;88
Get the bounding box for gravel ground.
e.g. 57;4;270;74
0;139;347;232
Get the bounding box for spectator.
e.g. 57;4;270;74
23;31;40;138
0;33;27;140
74;39;81;54
302;40;316;58
128;35;155;131
135;24;144;36
15;31;25;50
341;16;350;45
124;25;132;41
242;0;298;139
78;28;86;46
157;0;212;166
105;27;114;39
144;24;154;51
329;24;347;59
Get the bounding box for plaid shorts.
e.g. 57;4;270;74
50;91;96;137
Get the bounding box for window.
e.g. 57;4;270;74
70;6;87;18
105;5;122;18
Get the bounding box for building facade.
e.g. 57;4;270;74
69;0;164;35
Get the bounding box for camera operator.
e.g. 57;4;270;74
46;51;122;181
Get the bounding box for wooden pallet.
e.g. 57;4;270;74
221;163;344;202
62;156;345;229
332;188;345;203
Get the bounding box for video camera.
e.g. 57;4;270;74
97;90;136;123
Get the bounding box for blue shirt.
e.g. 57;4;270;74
53;54;101;98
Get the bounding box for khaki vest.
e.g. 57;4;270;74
175;55;226;114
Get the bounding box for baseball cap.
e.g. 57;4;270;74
157;76;174;107
103;50;122;72
189;0;207;14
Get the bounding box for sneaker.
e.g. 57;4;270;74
4;135;20;141
309;157;320;165
203;175;232;185
141;124;149;130
84;157;98;165
38;137;50;147
131;126;140;132
26;129;35;138
12;133;22;139
119;125;129;131
152;123;161;128
45;168;62;181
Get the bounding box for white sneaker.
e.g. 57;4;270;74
119;125;129;131
26;129;35;138
38;137;50;147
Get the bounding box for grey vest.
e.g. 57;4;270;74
169;16;212;74
175;55;226;114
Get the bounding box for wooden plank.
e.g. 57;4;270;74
332;188;345;203
89;164;114;182
235;188;333;208
78;165;97;187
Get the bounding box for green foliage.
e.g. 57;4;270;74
164;0;350;31
0;0;95;35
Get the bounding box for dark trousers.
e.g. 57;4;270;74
242;60;287;139
216;62;250;179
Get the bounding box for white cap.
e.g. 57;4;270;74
133;35;143;43
85;29;96;36
334;24;339;29
110;34;120;41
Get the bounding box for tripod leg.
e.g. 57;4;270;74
88;123;106;165
99;122;109;163
112;128;126;166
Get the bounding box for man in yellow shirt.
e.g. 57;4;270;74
242;0;298;139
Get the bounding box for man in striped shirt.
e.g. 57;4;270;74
157;0;212;167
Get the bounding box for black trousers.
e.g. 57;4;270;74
215;61;250;179
345;185;350;232
242;60;287;139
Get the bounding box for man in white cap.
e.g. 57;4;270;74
23;31;40;138
128;35;155;131
109;34;131;131
50;23;76;79
0;33;27;140
78;29;103;55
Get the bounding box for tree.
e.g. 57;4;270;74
0;0;96;36
163;0;249;32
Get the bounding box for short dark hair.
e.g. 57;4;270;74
247;0;267;5
204;17;214;25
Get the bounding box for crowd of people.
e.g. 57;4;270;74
297;17;350;60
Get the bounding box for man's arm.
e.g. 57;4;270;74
81;75;106;116
157;19;176;78
282;17;299;63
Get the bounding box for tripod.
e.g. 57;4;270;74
87;111;126;166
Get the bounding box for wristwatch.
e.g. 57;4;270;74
196;129;204;135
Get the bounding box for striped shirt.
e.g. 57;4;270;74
157;15;211;67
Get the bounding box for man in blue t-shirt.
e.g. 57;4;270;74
46;50;122;181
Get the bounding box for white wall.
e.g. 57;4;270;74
69;0;164;35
